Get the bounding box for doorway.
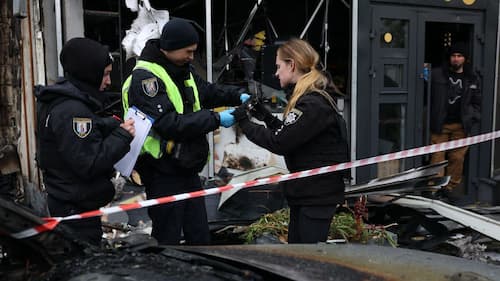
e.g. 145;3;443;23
421;22;475;151
358;4;486;200
421;22;477;200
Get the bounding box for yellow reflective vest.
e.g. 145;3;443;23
122;60;201;159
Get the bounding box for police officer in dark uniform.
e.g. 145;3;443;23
123;18;249;245
36;38;135;245
232;38;349;243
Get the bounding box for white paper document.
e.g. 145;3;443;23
114;106;153;177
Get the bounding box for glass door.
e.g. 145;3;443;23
371;6;418;178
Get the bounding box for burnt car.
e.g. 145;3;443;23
2;197;500;281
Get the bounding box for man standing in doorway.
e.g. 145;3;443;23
429;42;481;201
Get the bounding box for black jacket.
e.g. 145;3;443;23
36;79;133;210
430;66;481;135
128;39;243;175
238;92;349;206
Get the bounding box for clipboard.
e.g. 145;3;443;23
114;106;154;177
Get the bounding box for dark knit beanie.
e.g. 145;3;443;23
60;37;113;89
449;42;468;58
160;18;199;51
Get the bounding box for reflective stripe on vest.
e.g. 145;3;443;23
122;60;201;159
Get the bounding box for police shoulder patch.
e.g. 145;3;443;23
73;118;92;138
284;108;303;126
142;77;159;97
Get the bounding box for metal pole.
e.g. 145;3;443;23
321;0;330;69
350;0;358;183
424;63;431;163
55;0;63;76
491;2;500;177
205;0;215;178
224;0;229;70
300;0;324;39
266;18;278;40
206;0;213;83
118;2;123;84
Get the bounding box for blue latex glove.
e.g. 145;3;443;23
240;93;251;104
219;109;236;128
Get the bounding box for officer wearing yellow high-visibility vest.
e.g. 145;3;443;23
123;18;249;245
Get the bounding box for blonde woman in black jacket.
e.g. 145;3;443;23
232;38;349;243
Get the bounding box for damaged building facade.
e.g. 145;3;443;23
0;0;42;204
1;0;500;206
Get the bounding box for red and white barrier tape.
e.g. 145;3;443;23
10;130;500;239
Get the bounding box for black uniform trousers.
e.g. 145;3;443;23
48;195;102;245
288;205;337;243
142;170;210;245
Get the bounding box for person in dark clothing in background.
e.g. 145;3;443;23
429;42;481;201
232;38;349;243
36;38;135;245
122;18;249;245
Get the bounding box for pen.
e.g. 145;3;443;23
112;115;123;122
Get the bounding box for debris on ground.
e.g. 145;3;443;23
240;199;397;247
